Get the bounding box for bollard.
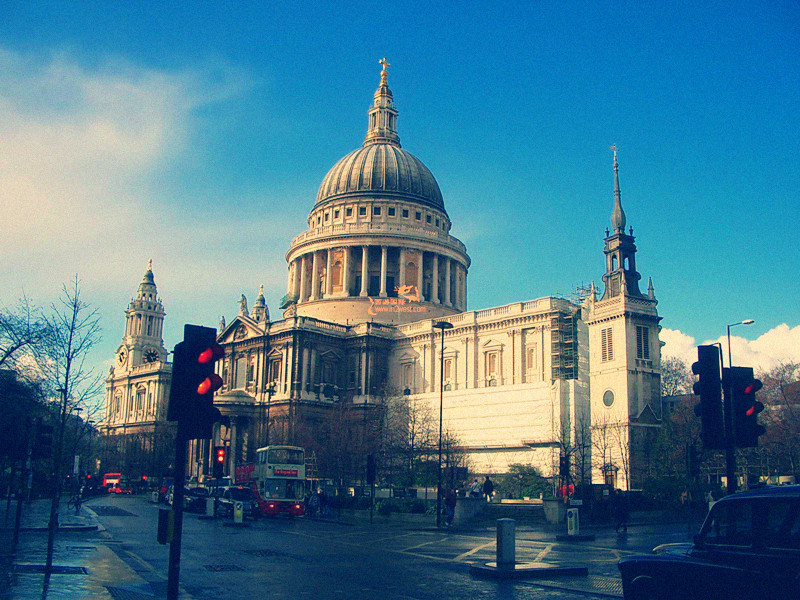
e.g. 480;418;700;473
496;518;516;567
206;497;215;517
567;508;579;536
234;501;244;524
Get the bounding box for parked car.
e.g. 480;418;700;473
183;487;211;512
618;485;800;599
213;485;259;519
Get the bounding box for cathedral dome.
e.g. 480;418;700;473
314;144;444;211
313;58;445;214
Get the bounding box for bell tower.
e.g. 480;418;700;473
114;260;167;371
585;148;662;490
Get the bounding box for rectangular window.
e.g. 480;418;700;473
526;345;537;372
324;212;329;221
601;328;613;362
334;209;340;219
444;358;452;381
388;207;395;216
636;326;650;359
373;206;381;215
415;211;421;220
426;215;432;223
435;218;439;227
402;209;409;218
358;206;366;216
346;207;352;217
486;352;498;385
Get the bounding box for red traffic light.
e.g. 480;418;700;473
197;373;224;396
198;344;224;365
215;446;226;463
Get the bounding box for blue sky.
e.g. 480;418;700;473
1;1;798;380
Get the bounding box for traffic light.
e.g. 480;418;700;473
559;455;569;479
213;446;226;479
692;345;725;450
168;324;224;440
729;366;765;448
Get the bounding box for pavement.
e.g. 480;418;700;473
0;496;160;600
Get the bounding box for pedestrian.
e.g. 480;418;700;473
704;490;715;512
613;489;628;533
469;479;482;498
444;488;456;527
482;475;494;503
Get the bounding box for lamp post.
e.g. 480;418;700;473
724;319;754;495
726;319;754;369
433;320;454;528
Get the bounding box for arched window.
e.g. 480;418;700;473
611;256;618;271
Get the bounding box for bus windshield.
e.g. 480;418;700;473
267;447;304;465
262;478;305;501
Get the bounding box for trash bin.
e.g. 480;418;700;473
566;508;580;536
151;491;159;503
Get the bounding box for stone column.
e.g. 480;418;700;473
432;254;439;304
325;250;333;297
310;251;319;301
417;252;425;301
399;248;407;287
301;346;310;394
298;255;307;303
379;246;388;297
360;246;369;297
228;416;237;477
445;257;452;307
342;247;351;297
287;260;294;295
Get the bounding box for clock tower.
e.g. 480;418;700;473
102;261;173;480
114;260;167;370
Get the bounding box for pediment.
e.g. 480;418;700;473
482;338;503;350
218;315;264;344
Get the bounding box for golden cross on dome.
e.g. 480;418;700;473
379;57;390;72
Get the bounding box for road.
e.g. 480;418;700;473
78;495;694;599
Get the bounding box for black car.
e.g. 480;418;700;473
619;485;800;599
183;486;211;513
213;485;259;519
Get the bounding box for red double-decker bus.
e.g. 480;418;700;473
240;446;305;517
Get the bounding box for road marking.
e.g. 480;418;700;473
534;543;553;561
454;540;495;561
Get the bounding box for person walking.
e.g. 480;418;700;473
482;476;494;503
444;488;457;527
613;489;628;533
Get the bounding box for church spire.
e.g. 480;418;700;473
610;145;626;233
364;58;401;147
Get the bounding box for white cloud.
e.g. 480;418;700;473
662;323;800;374
0;47;261;300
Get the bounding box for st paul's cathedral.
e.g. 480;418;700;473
101;61;662;491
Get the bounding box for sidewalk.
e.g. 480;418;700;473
0;497;157;599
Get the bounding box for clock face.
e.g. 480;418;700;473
117;347;128;366
143;348;159;363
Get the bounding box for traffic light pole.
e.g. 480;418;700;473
722;368;737;495
167;425;187;600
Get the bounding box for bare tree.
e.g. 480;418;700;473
0;294;49;370
33;277;104;597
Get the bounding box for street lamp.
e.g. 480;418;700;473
433;320;454;528
726;319;754;368
724;319;754;495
